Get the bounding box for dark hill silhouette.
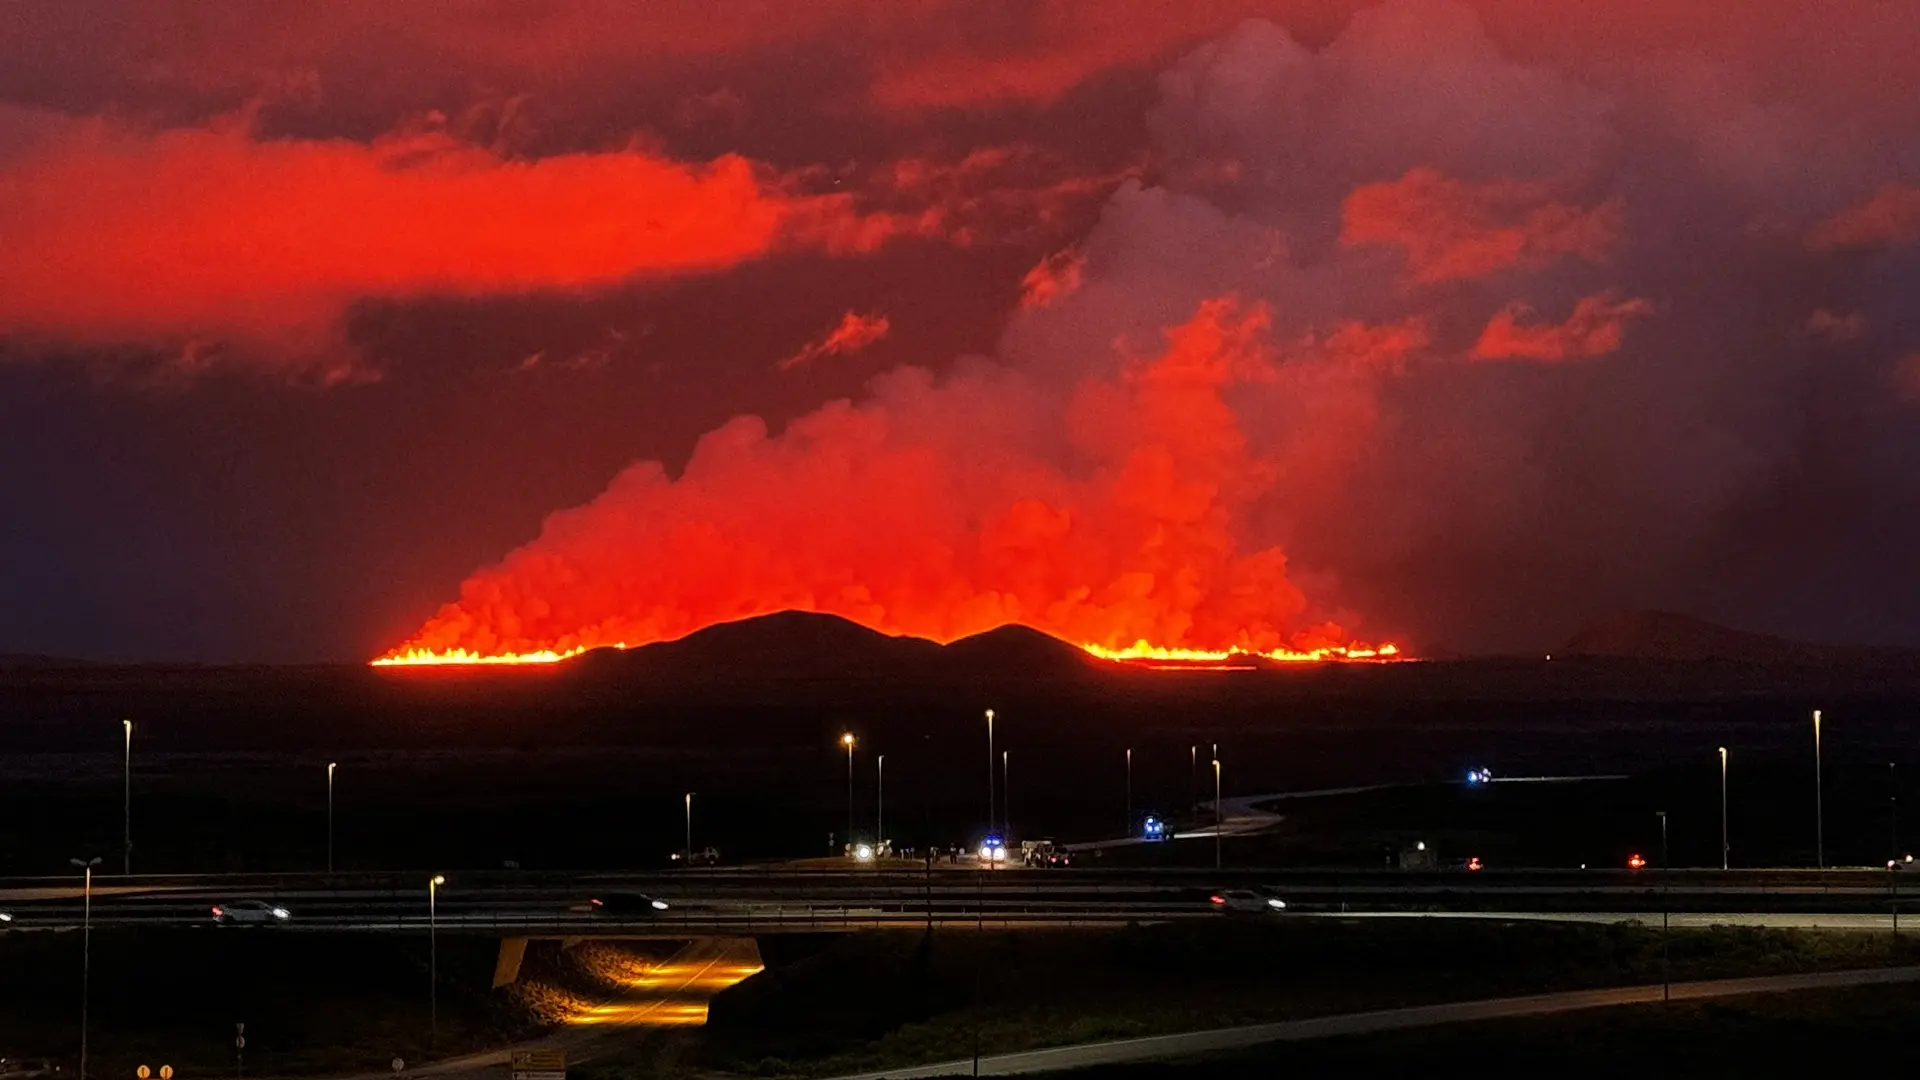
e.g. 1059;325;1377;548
940;624;1103;676
1565;611;1918;666
569;611;940;680
562;611;1106;683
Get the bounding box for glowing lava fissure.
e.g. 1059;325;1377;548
370;626;1401;669
372;300;1408;673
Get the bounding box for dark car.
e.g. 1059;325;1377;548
588;892;671;916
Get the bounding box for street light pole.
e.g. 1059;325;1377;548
122;720;132;876
1814;709;1825;868
1002;751;1010;840
428;875;445;1044
1212;755;1223;869
1718;747;1729;870
1125;747;1132;838
985;710;996;837
327;762;337;874
1657;810;1670;1002
842;734;856;853
877;755;885;851
70;856;101;1080
685;792;694;864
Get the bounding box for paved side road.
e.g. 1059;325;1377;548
828;965;1920;1079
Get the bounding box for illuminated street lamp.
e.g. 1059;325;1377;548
1125;748;1132;839
1212;756;1224;869
842;733;857;855
327;762;337;874
985;710;996;837
1718;748;1729;870
122;720;133;876
1814;709;1825;868
876;755;885;853
428;874;446;1043
684;792;694;865
70;856;101;1080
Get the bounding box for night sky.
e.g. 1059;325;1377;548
3;1;1918;664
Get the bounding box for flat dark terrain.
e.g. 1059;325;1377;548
4;614;1920;874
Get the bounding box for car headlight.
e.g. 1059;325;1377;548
0;912;13;922
1267;898;1286;909
650;899;670;911
272;908;290;919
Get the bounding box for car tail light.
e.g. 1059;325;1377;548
211;906;223;917
589;898;602;907
1210;895;1225;904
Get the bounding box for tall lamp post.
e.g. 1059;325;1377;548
1718;747;1729;870
985;710;996;837
877;755;885;851
1002;751;1011;840
1814;709;1825;868
684;792;694;864
428;875;446;1044
327;762;337;874
841;734;857;853
1657;811;1670;1002
1213;756;1223;871
1189;745;1197;819
71;856;101;1080
122;720;133;876
1125;747;1132;838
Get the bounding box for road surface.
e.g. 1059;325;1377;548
824;965;1920;1078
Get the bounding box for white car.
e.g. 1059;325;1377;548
212;900;290;925
1211;889;1287;913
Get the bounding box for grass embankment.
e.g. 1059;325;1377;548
1055;982;1920;1077
0;931;683;1076
700;920;1920;1077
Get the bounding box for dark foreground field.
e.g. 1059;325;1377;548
692;921;1920;1078
1054;983;1920;1078
6;649;1920;876
3;919;1914;1078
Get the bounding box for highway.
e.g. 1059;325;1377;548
0;866;1910;934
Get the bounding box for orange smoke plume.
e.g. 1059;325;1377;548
378;297;1396;666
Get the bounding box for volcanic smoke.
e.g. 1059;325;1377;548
376;299;1397;667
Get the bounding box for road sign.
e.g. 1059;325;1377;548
509;1050;564;1080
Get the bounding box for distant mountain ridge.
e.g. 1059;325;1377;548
1564;611;1919;666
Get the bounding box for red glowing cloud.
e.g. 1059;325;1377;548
1470;291;1651;362
1809;183;1920;251
0;119;899;370
1341;167;1620;284
778;312;892;371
